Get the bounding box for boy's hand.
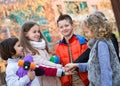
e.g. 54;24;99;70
65;63;78;72
27;70;35;81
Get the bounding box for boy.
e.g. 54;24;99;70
55;14;89;86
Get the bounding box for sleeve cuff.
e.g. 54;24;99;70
23;75;31;84
56;68;63;77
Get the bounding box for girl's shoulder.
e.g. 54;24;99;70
96;40;110;55
90;39;108;50
6;62;18;73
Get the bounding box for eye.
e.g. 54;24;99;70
33;30;38;33
59;26;62;28
65;24;69;27
18;44;21;47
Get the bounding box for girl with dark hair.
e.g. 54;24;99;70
0;37;39;86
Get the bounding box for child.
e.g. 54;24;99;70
19;21;63;86
0;37;39;86
65;12;120;86
55;14;89;86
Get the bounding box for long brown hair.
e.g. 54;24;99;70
19;21;49;55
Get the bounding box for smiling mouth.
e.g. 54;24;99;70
63;30;69;33
35;37;40;39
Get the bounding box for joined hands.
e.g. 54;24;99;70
64;63;79;76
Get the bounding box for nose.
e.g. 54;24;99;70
21;46;23;50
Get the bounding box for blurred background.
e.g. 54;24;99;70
0;0;120;85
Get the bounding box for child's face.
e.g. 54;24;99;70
82;25;94;39
25;25;40;42
13;41;23;58
58;20;73;37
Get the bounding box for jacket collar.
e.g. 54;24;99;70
59;34;75;44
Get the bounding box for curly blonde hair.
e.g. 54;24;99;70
82;12;112;40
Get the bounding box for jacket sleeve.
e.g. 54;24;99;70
74;48;90;63
31;77;41;86
33;54;62;69
38;65;63;77
78;63;88;72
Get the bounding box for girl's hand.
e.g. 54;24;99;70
27;70;35;81
64;68;77;76
65;63;78;72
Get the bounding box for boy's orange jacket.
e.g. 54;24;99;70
56;35;89;86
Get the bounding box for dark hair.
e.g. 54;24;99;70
57;14;73;25
20;21;49;54
0;37;18;60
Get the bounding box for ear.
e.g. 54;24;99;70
11;52;15;55
72;23;76;29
